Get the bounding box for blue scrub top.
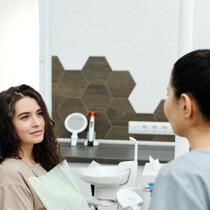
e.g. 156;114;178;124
149;149;210;210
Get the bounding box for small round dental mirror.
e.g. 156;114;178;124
64;113;88;146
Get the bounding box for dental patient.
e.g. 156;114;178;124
0;85;89;210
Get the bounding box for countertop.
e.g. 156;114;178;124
59;141;174;165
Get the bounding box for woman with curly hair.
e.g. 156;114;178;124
0;84;64;209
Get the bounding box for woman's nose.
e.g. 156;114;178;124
32;116;41;126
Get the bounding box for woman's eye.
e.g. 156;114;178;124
21;115;28;120
37;112;43;116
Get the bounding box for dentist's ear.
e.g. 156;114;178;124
180;93;193;119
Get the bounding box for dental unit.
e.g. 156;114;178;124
74;137;143;209
117;188;143;210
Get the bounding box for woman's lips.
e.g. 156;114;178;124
30;130;43;135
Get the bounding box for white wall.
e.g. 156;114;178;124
0;0;39;92
51;0;210;114
2;0;210;114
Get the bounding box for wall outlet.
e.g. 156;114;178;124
128;121;174;135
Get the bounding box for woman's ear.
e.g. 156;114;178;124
180;93;193;119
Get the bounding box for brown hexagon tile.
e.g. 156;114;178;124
106;99;135;126
82;85;111;111
52;56;65;83
82;57;112;84
52;110;68;138
52;83;64;111
152;135;174;142
58;71;88;98
58;98;88;121
132;134;154;141
153;100;168;121
132;134;174;142
78;130;88;139
105;126;130;140
89;112;111;139
59;126;70;138
134;113;156;121
106;71;135;98
52;56;173;141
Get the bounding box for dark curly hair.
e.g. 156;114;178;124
0;84;64;171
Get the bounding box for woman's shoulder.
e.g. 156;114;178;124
1;158;20;170
0;158;47;180
0;158;24;172
0;159;29;186
159;150;206;177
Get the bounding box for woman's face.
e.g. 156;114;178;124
164;82;186;136
12;96;45;150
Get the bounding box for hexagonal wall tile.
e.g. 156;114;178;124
157;13;179;42
107;0;136;13
82;0;114;27
52;110;69;138
106;42;137;70
106;99;135;126
194;28;210;49
153;100;168;121
83;28;112;55
107;13;136;41
152;135;174;142
52;56;170;140
51;0;67;27
58;71;88;98
131;28;162;56
131;56;161;84
58;98;88;121
155;42;178;71
52;83;64;111
60;0;87;13
194;0;210;27
133;133;155;141
93;112;111;139
82;84;111;111
129;84;160;113
134;113;156;121
58;41;88;70
106;71;135;98
105;126;130;140
156;0;179;12
59;13;88;41
131;0;161;27
154;70;171;99
52;56;64;83
51;28;65;56
82;57;112;84
59;127;72;139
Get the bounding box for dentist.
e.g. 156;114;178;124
149;50;210;210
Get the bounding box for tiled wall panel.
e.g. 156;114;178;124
51;0;210;141
52;56;173;141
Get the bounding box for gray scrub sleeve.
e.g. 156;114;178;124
149;165;209;210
